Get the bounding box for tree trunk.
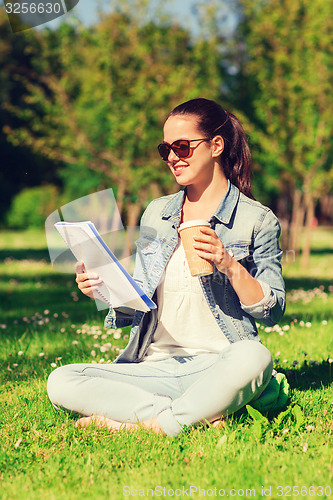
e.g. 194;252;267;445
126;200;143;230
113;181;126;228
279;219;289;253
276;192;289;252
120;198;143;261
300;193;315;269
288;189;305;254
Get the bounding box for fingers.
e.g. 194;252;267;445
75;261;103;299
193;240;216;253
75;261;85;274
193;227;219;245
75;261;101;286
193;227;223;253
76;273;103;289
192;228;232;272
194;244;224;264
196;226;216;237
77;279;103;299
75;271;101;285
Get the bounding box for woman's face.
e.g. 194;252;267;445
162;115;218;188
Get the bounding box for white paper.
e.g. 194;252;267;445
55;221;156;312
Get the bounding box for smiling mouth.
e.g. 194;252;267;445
173;165;187;172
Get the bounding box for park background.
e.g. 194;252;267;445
0;0;332;499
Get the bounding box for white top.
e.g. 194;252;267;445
144;240;230;360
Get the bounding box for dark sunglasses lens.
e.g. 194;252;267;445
158;144;170;161
173;140;190;158
158;140;190;161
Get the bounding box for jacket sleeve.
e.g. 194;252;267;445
240;210;286;326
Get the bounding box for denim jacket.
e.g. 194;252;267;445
105;181;285;363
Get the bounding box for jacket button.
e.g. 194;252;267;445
214;312;219;318
202;277;207;283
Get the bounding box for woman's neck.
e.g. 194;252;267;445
182;173;228;222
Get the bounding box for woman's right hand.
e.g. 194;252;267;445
75;262;104;300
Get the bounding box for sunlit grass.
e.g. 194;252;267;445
0;226;332;500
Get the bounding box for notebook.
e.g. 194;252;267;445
54;221;156;312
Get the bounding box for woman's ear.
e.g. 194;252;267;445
211;135;224;157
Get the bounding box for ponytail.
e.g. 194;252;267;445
220;112;254;199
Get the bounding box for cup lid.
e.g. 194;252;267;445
178;220;211;231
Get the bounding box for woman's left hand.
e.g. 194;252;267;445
193;226;265;305
193;226;234;275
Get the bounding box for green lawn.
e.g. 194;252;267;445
0;227;332;500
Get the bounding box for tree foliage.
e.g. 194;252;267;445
6;184;60;229
239;0;333;261
3;6;223;226
1;0;332;259
0;10;59;222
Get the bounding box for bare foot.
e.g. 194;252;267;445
75;415;127;432
209;418;225;429
75;415;164;434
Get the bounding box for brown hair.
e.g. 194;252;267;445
168;98;254;199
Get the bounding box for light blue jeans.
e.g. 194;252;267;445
47;340;273;436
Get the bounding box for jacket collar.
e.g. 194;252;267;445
160;181;240;225
211;181;240;224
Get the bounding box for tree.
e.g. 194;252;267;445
0;9;59;225
239;0;333;265
4;4;223;227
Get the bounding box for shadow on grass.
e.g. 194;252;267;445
0;265;109;324
1;273;74;284
2;247;332;293
276;361;332;391
0;288;100;323
306;248;333;255
0;249;51;261
284;277;333;291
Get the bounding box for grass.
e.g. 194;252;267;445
0;227;332;500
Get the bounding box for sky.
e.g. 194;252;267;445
1;0;236;37
13;0;199;32
74;0;195;26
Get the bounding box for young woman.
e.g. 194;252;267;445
47;98;286;436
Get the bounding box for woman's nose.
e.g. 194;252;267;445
168;148;180;162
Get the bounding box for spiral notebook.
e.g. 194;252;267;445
54;221;156;312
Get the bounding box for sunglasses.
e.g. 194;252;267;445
157;138;210;161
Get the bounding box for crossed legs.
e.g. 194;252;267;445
47;340;273;436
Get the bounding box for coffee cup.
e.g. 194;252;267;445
178;220;214;277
